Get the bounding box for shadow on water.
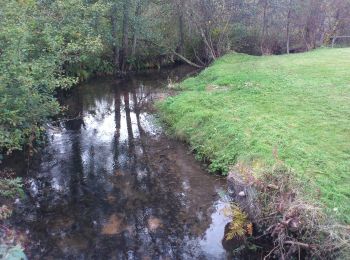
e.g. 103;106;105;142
5;66;240;259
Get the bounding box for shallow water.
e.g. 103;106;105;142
5;66;235;259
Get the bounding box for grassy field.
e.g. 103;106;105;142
159;48;350;223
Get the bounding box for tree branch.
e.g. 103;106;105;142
172;51;203;68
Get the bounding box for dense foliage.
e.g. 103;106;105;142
1;0;350;152
0;1;349;257
0;1;102;152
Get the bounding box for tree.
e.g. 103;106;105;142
119;0;130;72
286;0;293;54
0;0;102;152
1;0;350;153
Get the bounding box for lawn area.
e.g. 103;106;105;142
159;48;350;223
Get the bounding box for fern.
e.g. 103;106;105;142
225;204;251;241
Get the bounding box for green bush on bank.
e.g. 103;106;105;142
0;1;104;153
159;48;350;224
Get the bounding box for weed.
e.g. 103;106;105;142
224;204;252;240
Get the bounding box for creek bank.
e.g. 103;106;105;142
1;65;257;259
157;49;350;259
226;165;310;259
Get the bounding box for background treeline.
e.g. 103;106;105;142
1;0;350;153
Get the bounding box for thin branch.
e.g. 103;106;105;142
284;240;314;249
264;245;279;260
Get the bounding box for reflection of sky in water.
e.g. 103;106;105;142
44;91;162;186
200;201;231;258
18;70;232;259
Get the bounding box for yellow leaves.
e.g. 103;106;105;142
226;220;246;241
224;204;253;241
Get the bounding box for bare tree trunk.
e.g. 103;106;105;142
304;0;324;50
130;0;142;70
260;0;269;55
119;0;130;73
178;13;185;55
177;0;185;55
326;8;341;45
286;0;292;54
192;46;206;66
110;4;119;72
200;28;217;60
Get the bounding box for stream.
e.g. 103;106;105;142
2;66;238;259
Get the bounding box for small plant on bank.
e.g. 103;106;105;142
0;168;27;259
0;169;24;199
0;178;24;199
224;204;252;240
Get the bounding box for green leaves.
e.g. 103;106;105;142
0;178;24;198
0;0;105;152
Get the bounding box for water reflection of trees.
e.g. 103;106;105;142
19;72;223;259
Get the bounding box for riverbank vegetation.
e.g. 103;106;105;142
1;1;350;257
159;48;350;257
1;0;350;154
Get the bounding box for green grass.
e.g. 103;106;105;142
159;48;350;223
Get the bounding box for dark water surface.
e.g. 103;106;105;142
6;66;234;259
